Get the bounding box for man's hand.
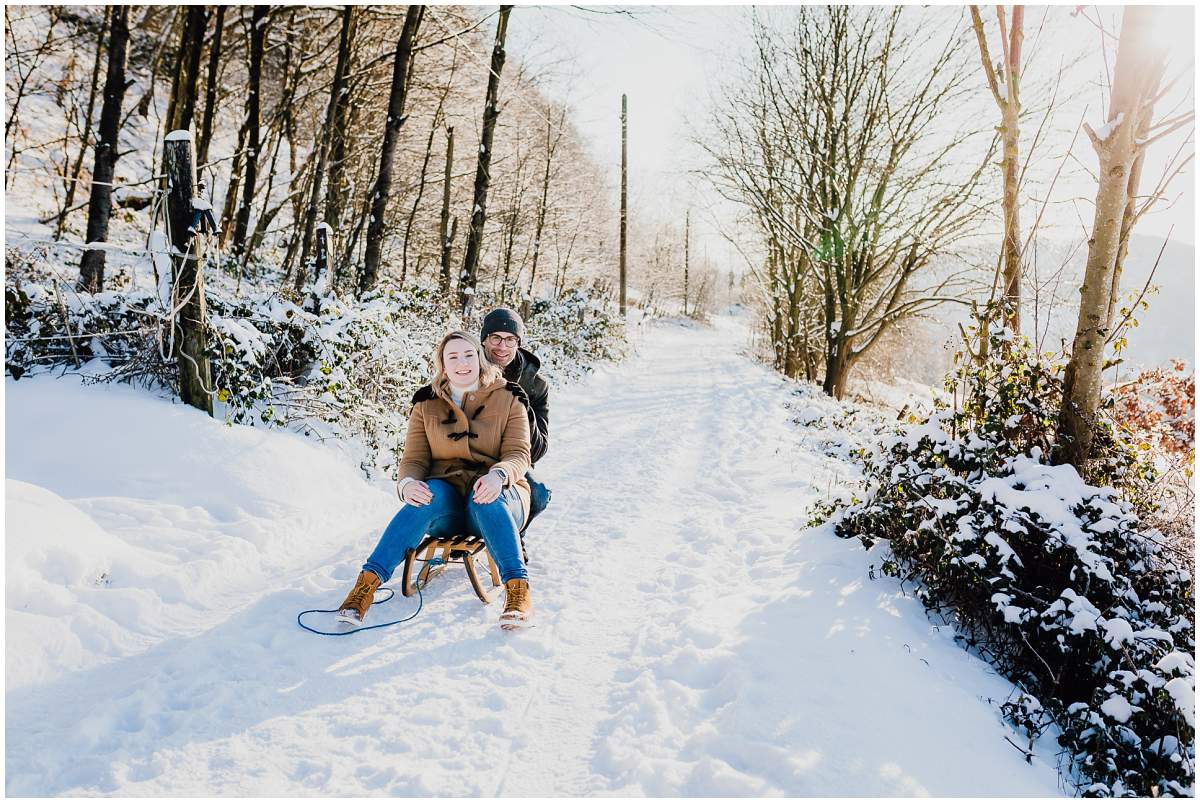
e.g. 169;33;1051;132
472;470;505;504
401;480;433;507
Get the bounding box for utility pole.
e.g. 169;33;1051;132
619;93;628;316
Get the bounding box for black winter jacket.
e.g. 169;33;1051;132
503;347;549;464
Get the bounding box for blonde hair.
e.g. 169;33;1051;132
430;330;502;403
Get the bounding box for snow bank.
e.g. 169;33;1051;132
5;374;397;688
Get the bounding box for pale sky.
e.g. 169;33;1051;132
506;4;1196;278
507;6;752;269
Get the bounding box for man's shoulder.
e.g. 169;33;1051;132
515;349;549;398
411;384;437;405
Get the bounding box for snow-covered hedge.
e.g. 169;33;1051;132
823;322;1195;797
6;259;627;477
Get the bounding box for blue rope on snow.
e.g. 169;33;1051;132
296;584;423;636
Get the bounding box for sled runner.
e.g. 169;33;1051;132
401;533;503;604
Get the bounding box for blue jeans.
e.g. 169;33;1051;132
525;470;551;530
363;479;528;584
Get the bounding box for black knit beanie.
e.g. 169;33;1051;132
480;307;525;343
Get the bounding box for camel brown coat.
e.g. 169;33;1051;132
397;376;532;527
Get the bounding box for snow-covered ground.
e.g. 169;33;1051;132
5;315;1065;796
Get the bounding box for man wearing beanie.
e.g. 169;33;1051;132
480;307;552;524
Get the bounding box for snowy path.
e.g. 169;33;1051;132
6;316;1064;796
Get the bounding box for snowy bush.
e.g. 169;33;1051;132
826;318;1196;797
6;258;627;478
205;283;447;477
521;288;630;382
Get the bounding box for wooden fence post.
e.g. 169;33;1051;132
163;129;213;415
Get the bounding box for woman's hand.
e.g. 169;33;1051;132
401;480;433;507
472;470;505;504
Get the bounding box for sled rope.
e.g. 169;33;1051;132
296;582;424;636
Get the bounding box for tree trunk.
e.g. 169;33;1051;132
165;5;208;134
217;118;247;246
1107;90;1159;335
247;19;300;261
323;67;357;243
296;6;355;292
231;5;267;259
56;6;107;240
1055;6;1165;471
766;240;783;371
970;5;1024;333
78;5;129;294
359;4;424;296
783;289;800;378
683;209;689;316
315;223;332;289
196;5;225;167
458;5;512;314
439;125;455;294
403;60;455;285
822;336;852;399
500;155;524;298
999;6;1023;331
526;111;561;301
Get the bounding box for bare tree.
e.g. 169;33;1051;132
459;5;512;314
54;7;107;239
970;4;1024;332
402;45;459;285
196;5;226;167
705;7;997;397
295;6;357;291
5;7;66;179
525;106;567;304
358;4;425;295
78;5;130;294
439;125;457;295
230;5;267;260
1054;7;1190;471
164;5;209;134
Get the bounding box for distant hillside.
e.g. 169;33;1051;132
1035;233;1195;372
892;233;1195;393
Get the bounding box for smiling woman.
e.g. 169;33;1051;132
433;330;502;404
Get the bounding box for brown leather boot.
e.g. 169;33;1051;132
336;570;382;625
499;579;532;630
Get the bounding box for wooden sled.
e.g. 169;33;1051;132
400;533;502;604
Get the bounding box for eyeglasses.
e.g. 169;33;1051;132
485;334;520;348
